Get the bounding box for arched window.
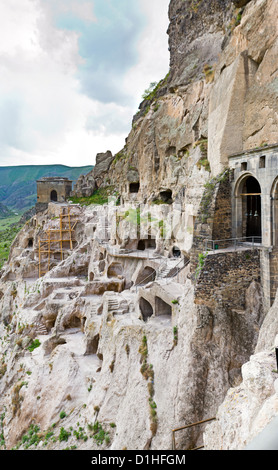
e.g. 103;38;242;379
130;182;140;193
50;190;58;202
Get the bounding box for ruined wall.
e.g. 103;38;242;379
194;249;261;310
190;170;232;273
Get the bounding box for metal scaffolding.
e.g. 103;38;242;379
38;206;79;277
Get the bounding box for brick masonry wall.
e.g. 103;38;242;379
194;249;261;310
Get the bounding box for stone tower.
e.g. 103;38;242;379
36;177;72;213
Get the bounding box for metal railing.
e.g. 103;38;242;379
165;257;190;283
172;417;216;451
204;236;262;253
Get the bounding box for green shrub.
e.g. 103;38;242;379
58;427;71;442
27;339;41;352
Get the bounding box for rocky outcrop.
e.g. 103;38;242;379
72;151;114;197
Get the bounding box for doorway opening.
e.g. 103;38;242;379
50;190;58;202
155;297;172;317
241;176;261;240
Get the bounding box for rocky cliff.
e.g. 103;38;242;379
1;0;278;452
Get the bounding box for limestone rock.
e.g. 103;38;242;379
72;151;114;197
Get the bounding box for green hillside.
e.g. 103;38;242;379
0;164;93;213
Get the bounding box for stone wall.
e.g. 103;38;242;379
194;249;261;309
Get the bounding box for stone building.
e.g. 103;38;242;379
36;177;72;213
229;144;278;247
229;144;278;308
193;144;278;312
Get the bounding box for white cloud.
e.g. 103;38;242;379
123;0;170;108
0;0;170;167
46;0;96;23
0;0;40;57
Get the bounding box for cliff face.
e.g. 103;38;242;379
97;0;278;192
1;0;278;452
167;0;233;88
0;203;265;450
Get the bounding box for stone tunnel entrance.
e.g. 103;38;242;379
139;297;154;322
155;297;172;317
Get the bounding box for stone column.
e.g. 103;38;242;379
261;193;272;247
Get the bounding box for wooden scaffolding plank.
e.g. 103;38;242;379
38;205;79;277
39;240;41;278
68;206;73;250
48;229;50;272
60;213;63;260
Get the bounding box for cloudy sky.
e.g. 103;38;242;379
0;0;170;168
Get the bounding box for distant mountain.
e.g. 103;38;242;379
0;164;93;213
0;202;14;219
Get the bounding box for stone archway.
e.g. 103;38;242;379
135;266;156;286
234;174;262;241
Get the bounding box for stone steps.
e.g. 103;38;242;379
35;322;48;335
156;259;182;280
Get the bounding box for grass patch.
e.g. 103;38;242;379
69;186;119;206
27;339;41;352
0;216;23;268
91;421;110;446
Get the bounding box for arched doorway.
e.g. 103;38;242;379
50;190;58;202
236;175;261;241
243;176;261;239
